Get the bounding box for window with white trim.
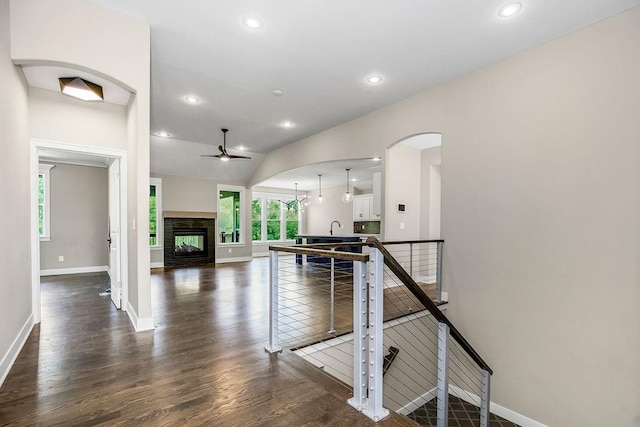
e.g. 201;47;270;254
218;185;245;245
252;193;300;242
150;178;162;248
38;164;54;241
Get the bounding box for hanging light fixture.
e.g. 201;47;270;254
280;183;308;211
342;168;352;203
316;174;324;205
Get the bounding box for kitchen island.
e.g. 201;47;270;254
296;234;364;269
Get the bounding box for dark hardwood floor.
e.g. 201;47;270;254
0;259;417;426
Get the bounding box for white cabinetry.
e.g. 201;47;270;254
354;194;382;220
372;172;381;217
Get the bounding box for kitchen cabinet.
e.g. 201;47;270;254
354;194;381;220
372;172;381;217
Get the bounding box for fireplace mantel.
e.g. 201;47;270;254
164;211;216;219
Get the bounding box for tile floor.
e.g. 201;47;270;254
408;395;520;427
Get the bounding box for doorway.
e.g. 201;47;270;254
30;139;128;323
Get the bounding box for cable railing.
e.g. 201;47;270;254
266;237;493;427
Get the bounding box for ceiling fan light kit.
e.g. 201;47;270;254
200;128;252;161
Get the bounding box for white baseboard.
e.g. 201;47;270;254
126;301;154;332
252;252;269;258
150;262;164;269
40;265;108;276
449;385;548;427
0;314;34;389
216;256;252;264
397;387;437;415
106;265;111;277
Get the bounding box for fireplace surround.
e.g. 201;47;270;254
164;211;216;267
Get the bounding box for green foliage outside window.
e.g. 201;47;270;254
266;199;281;241
252;198;262;241
220;190;241;243
38;174;44;235
149;185;157;246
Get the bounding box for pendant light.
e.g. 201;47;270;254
317;174;324;205
341;168;352;203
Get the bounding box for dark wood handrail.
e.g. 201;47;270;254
366;237;493;375
269;245;369;262
380;239;444;245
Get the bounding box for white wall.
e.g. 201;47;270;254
29;87;127;149
385;144;422;241
305;184;354;236
0;0;32;387
39;163;108;271
249;8;640;426
419;147;441;239
11;0;151;322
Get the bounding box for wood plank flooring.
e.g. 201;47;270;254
0;259;417;426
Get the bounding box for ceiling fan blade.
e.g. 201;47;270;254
227;154;252;159
218;145;224;153
201;154;222;158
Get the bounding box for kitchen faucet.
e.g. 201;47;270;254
330;220;342;236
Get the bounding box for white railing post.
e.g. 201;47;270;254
365;247;389;422
436;241;444;302
437;322;450;427
480;369;491;427
328;248;336;333
348;259;368;410
265;250;282;353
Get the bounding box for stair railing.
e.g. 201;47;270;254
266;237;493;426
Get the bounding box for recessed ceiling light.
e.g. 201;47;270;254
280;121;295;129
351;178;357;182
366;75;383;85
184;95;200;104
498;2;522;17
235;146;248;151
372;157;381;161
272;89;283;97
156;131;171;137
243;16;263;29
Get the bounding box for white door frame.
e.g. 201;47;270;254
30;138;129;323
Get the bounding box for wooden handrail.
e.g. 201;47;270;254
366;237;493;375
380;239;444;245
269;245;369;262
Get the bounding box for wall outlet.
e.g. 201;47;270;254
228;248;232;253
58;256;64;262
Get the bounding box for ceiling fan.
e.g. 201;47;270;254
201;128;251;161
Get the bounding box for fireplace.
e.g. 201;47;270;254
164;212;216;267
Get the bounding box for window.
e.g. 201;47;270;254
251;198;262;241
38;164;54;241
218;185;245;244
252;193;300;242
150;178;162;248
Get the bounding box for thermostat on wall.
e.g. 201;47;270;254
397;203;406;212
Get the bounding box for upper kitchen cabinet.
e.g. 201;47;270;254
353;195;371;220
372;172;381;217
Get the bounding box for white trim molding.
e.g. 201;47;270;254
396;387;437;415
0;315;34;388
215;256;252;264
449;385;548;427
126;301;154;332
150;262;164;269
40;265;108;277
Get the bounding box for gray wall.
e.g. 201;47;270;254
39;163;109;271
385;143;422;241
249;8;640;426
0;0;32;385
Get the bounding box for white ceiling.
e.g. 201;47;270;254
23;1;640;186
91;0;640;157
